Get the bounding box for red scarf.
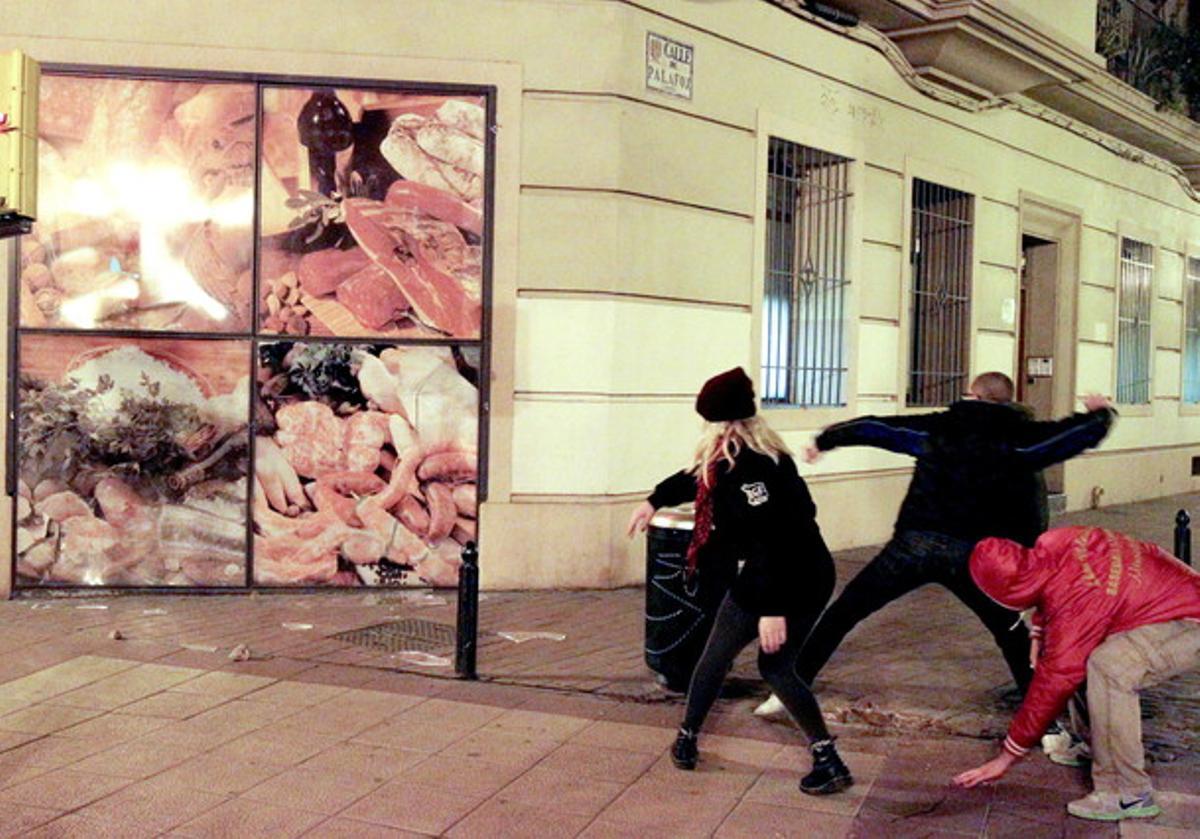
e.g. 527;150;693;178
686;460;719;577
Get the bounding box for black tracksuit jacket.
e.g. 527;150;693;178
814;401;1116;547
648;449;834;618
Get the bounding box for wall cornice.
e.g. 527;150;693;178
765;0;1200;199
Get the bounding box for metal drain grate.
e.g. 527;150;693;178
330;619;456;653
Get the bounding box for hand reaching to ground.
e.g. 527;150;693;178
953;751;1018;788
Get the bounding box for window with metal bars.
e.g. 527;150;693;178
1116;237;1154;404
761;137;852;408
1183;257;1200;403
907;179;973;407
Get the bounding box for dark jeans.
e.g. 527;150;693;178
682;593;831;744
796;530;1032;692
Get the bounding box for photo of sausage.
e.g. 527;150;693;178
253;342;479;587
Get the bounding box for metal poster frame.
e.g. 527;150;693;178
8;64;495;593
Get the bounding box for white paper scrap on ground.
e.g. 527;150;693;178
29;603;53;610
76;604;109;610
181;643;219;652
402;592;448;607
282;622;314;631
392;650;451;667
142;608;168;616
497;631;567;644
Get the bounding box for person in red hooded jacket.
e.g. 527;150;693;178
953;526;1200;822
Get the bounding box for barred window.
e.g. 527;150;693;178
1116;237;1154;404
1183;257;1200;403
761;138;851;407
907;179;973;407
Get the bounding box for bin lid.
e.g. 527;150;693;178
649;505;694;530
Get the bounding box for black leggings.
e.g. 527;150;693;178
796;530;1032;692
682;593;831;744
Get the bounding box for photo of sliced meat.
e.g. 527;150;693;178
335;264;411;331
258;87;486;339
344;199;481;338
297;247;371;297
253;342;479;588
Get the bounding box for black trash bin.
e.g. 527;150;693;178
644;507;726;692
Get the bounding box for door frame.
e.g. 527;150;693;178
1018;194;1083;422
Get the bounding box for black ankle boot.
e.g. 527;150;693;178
671;727;698;770
800;739;853;795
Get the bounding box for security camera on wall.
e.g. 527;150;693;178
0;50;38;240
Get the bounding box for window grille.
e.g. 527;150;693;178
1116;237;1154;404
907;179;973;407
761;137;852;408
1183;257;1200;403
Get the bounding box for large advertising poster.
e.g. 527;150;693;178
11;72;489;590
253;343;478;587
19;77;255;332
258;87;484;339
16;336;250;586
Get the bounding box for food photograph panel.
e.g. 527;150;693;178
19;75;256;333
15;335;251;587
258;86;485;339
253;341;479;587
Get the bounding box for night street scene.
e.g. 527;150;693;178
1;1;1199;836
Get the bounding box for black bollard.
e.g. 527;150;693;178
455;541;480;680
1174;510;1192;567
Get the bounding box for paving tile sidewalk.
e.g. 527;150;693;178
0;491;1196;835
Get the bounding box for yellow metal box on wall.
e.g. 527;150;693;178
0;50;38;229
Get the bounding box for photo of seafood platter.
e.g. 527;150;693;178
254;342;479;587
16;337;250;586
259;88;485;339
19;76;255;333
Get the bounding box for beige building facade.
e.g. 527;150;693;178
2;0;1200;594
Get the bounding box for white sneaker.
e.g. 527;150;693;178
1041;729;1071;755
1047;735;1092;767
1067;790;1160;821
754;694;786;717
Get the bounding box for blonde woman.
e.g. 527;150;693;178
627;367;851;795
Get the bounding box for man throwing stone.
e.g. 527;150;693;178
796;372;1115;693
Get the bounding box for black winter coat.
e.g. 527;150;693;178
647;449;834;618
815;401;1115;547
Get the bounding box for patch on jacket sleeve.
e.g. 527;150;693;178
740;481;769;506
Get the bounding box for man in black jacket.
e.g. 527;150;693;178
795;372;1115;693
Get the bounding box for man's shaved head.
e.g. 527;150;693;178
969;372;1014;404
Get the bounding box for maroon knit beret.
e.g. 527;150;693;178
695;367;756;422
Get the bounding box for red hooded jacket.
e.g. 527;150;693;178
970;526;1200;756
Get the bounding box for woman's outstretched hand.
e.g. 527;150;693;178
758;616;787;654
626;500;655;537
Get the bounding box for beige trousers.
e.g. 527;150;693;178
1086;619;1200;796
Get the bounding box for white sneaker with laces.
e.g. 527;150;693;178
1067;790;1161;821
